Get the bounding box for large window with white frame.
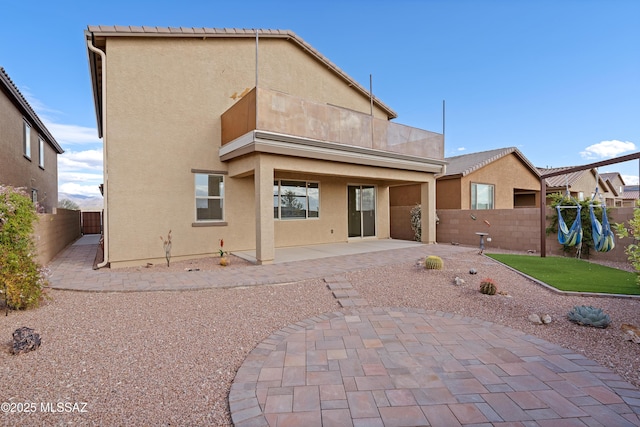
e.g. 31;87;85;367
38;138;44;168
195;173;224;221
23;121;31;158
471;183;494;209
273;180;319;219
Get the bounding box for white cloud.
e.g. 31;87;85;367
58;171;103;183
59;182;102;197
46;122;101;146
457;147;466;152
622;175;640;185
580;140;636;159
58;149;103;171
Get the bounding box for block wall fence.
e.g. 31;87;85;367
33;208;82;265
434;207;635;263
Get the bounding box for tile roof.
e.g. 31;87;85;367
439;147;539;178
0;67;63;154
537;166;589;188
85;26;397;119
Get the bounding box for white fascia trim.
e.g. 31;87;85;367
220;130;447;174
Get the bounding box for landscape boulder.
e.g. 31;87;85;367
12;327;41;355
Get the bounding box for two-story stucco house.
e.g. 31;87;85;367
85;26;446;267
0;67;63;212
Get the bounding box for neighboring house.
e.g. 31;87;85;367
600;172;635;207
0;67;63;212
622;185;640;205
435;147;540;210
539;167;613;205
389;147;540;240
85;26;446;267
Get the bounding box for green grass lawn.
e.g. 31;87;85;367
486;253;640;295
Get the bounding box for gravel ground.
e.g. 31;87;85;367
1;249;639;426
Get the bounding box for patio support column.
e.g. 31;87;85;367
420;180;436;244
255;155;275;264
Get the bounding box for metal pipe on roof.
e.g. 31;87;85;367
86;36;109;269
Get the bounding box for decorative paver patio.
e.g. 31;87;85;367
230;308;640;427
47;236;640;426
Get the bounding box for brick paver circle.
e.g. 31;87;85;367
230;307;640;427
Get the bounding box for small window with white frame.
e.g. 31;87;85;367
23;121;31;158
195;173;224;221
38;138;44;168
273;180;319;219
471;182;494;209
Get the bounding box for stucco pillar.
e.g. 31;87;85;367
255;156;275;264
420;180;436;244
377;185;390;239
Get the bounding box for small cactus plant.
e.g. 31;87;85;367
479;278;497;295
567;305;611;328
424;255;444;270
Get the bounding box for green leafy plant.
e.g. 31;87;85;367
0;185;48;311
424;255;443;270
567;305;611;328
479;278;497;295
614;200;640;285
546;193;612;259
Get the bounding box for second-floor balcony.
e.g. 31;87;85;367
221;87;444;163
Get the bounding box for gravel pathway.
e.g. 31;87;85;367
1;249;639;425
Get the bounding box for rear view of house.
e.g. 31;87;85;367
0;67;63;213
85;27;445;267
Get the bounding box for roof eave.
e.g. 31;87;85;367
84;26;398;120
85;30;104;138
0;67;64;154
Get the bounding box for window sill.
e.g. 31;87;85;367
192;221;228;227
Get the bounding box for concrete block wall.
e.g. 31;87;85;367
33;208;82;265
436;207;635;263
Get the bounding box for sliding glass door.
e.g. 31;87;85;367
348;185;376;238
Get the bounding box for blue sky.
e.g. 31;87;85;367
2;0;639;199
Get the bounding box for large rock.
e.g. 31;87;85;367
528;313;542;325
622;324;640;344
12;327;41;355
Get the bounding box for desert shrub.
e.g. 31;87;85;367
614;200;640;285
410;204;421;242
410;204;439;242
424;255;443;270
567;305;611;328
479;278;497;295
0;186;47;310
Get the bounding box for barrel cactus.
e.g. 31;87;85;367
567;305;611;328
424;255;443;270
479;278;497;295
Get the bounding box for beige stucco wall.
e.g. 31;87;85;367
103;36;434;267
0;90;59;212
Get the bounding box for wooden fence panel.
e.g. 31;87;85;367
82;211;102;234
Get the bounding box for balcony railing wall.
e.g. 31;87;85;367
221;87;444;159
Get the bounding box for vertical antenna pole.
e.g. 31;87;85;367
255;30;259;87
370;74;374;146
442;100;446;142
